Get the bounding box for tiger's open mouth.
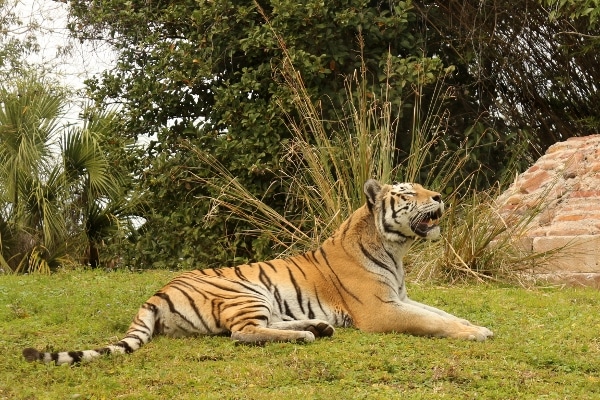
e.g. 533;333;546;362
411;208;443;237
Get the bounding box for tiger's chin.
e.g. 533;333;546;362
412;223;441;240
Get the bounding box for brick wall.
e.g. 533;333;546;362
497;134;600;287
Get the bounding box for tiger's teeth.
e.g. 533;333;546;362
427;218;439;227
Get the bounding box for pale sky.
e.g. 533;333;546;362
13;0;117;124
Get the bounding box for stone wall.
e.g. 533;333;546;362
497;134;600;287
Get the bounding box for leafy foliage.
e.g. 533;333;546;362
0;0;40;77
190;47;471;259
543;0;600;25
192;50;561;282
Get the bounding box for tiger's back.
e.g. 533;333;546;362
23;179;493;365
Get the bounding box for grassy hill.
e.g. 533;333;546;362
1;269;598;399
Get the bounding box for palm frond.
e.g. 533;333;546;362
60;127;120;198
0;74;66;176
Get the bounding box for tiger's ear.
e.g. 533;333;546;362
364;179;382;211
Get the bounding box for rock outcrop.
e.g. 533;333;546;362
497;135;600;287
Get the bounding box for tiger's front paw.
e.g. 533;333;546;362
450;321;494;342
459;325;493;341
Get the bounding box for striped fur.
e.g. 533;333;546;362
23;179;493;365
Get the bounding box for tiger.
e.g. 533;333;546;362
23;179;493;365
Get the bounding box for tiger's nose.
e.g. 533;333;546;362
432;194;442;203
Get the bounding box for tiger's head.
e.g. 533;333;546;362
364;179;444;242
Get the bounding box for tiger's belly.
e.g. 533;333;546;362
151;273;351;338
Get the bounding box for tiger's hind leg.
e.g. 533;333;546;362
213;280;335;345
269;320;335;338
231;326;313;344
230;320;334;344
228;313;336;345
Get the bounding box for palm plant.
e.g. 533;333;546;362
0;74;67;272
61;118;128;268
0;74;131;273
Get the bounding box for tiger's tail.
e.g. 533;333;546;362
22;302;158;366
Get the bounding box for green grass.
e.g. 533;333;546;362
1;269;599;399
